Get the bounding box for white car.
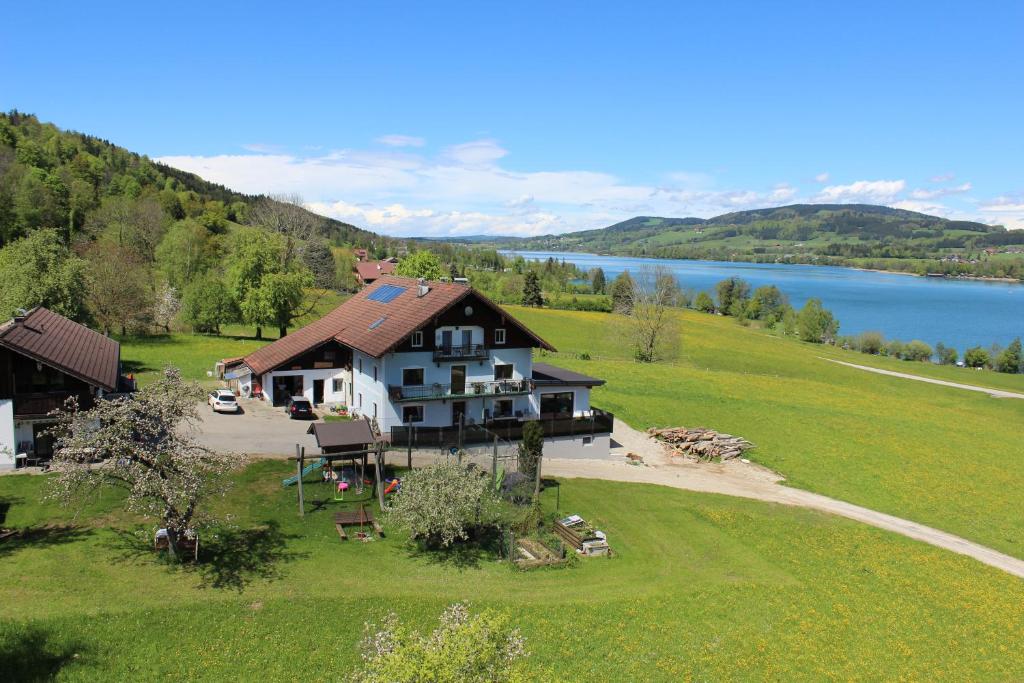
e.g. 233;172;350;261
208;389;241;413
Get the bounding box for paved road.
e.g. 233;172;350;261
822;358;1024;399
192;398;321;457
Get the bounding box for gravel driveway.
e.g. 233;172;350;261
191;397;322;457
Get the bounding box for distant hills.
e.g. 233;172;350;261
452;204;1024;271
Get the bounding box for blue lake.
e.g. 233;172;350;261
504;250;1024;351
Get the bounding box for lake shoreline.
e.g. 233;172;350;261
502;249;1024;350
516;249;1023;285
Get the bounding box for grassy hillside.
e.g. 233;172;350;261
508;306;1024;557
2;464;1024;680
483;204;1024;279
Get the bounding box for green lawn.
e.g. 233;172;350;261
2;463;1024;680
507;306;1024;558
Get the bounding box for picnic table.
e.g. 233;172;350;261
334;508;385;541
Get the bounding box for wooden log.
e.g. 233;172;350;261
335;523;348;541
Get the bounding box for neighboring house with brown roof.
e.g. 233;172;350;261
233;276;611;456
355;260;396;286
0;307;124;468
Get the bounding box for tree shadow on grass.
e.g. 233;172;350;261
0;524;94;560
0;623;89;682
404;527;504;570
106;521;306;592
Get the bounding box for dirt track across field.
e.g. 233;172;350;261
821;358;1024;399
543;419;1024;579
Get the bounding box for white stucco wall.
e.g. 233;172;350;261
531;385;592;417
262;367;353;406
378;348;536;430
0;399;14;469
352;350;387;422
543;433;611;459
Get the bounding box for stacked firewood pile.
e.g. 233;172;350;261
648;427;755;462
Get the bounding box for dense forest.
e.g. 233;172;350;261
0;111;410;337
467;205;1024;280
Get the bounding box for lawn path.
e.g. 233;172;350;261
544;419;1024;579
821;358;1024;399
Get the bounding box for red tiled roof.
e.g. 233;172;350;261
355;260;396;282
0;307;120;391
243;276;554;374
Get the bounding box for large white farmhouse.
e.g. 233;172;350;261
230;276;611;457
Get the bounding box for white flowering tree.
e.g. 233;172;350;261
47;367;234;560
358;603;527;683
386;462;502;547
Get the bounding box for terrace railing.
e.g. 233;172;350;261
432;344;489;362
389;379;531;402
390;408;615;448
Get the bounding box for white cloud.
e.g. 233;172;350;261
813;179;906;203
978;196;1024;230
440;139;508;166
241;143;282;153
814;172;830;183
375;134;426;147
929;172;956;183
910;182;972;200
890;199;952;216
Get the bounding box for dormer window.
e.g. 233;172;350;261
411;330;423;348
494;328;506;345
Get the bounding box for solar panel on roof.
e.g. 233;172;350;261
367;284;406;303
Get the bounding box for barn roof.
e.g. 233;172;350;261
0;307;120;391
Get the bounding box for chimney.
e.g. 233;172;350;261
417;278;430;297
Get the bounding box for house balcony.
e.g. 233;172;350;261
389;379;532;403
432;344;489;362
13;391;83;418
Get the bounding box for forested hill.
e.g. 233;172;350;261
0;110;389;250
0;111;408;336
467;204;1024;278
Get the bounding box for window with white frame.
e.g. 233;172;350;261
402;405;424;423
494;328;506;345
358;358;363;374
373;365;378;382
494;364;513;380
402;368;424;386
373;403;377;418
411;330;423;348
358;392;363;407
332;378;344;393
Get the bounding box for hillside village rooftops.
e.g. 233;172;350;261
355;260;396;282
242;275;555;376
0;307;120;391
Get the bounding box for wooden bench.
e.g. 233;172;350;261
334;509;384;541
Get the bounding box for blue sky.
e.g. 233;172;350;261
2;2;1022;236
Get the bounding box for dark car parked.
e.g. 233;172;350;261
285;396;315;419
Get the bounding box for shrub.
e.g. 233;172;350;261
693;291;716;313
995;338;1022;374
796;298;839;344
884;340;905;359
386;462;502;547
935;342;958;365
357;603;527;683
903;340;933;362
518;420;544;480
857;331;885;355
964;346;991;368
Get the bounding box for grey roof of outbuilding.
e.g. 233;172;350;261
0;307;120;391
532;362;605;387
306;420;377;450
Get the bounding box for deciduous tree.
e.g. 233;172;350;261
796;298;839;344
48;367;235;560
0;228;89;321
395;250;444;280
